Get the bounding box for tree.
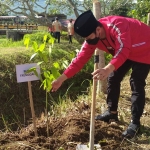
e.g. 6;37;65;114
0;0;134;20
109;2;133;17
128;0;150;23
0;0;50;24
47;0;134;18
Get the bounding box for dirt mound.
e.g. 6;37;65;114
0;113;123;150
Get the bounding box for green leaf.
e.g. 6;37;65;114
49;37;55;45
62;60;69;69
42;79;47;90
25;67;36;73
30;53;37;61
43;71;51;78
39;74;43;82
43;34;48;42
32;41;38;52
49;45;52;55
53;62;60;69
33;70;39;77
39;43;45;52
46;78;52;92
37;61;44;65
24;37;30;48
51;66;60;79
42;53;48;62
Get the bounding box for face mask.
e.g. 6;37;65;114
86;37;99;45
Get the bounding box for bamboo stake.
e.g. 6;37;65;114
28;81;38;137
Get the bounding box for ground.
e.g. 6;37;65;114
0;114;122;150
0;75;150;150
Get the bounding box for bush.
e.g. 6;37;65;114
23;32;53;45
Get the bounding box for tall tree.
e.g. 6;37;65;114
0;0;50;24
0;0;134;20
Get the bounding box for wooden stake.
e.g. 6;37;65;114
93;1;107;94
28;81;38;137
147;13;150;26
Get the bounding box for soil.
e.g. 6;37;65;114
0;113;123;150
0;75;150;150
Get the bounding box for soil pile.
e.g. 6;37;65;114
0;112;123;150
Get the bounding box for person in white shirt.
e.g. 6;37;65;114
52;17;62;43
67;19;74;44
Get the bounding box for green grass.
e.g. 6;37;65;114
0;38;7;42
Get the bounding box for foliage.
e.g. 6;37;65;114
23;32;53;46
24;33;77;92
109;2;133;17
128;0;150;23
0;0;135;20
0;0;50;24
100;0;133;17
105;53;112;64
0;38;24;47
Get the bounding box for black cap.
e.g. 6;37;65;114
74;10;98;37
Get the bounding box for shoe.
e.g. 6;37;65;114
122;122;140;139
95;110;118;123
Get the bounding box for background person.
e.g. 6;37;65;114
67;19;74;44
48;19;54;37
51;10;150;139
52;17;62;43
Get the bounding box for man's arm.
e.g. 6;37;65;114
51;74;68;92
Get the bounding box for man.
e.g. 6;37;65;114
51;10;150;139
48;19;55;37
67;19;74;44
52;17;61;43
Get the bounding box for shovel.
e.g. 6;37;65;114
76;50;101;150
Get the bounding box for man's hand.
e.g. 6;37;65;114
91;63;115;80
51;74;68;92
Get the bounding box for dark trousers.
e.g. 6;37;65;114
55;32;60;43
68;35;72;43
107;59;150;123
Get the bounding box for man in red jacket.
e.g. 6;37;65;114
51;10;150;139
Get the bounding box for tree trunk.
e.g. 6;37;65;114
93;0;107;94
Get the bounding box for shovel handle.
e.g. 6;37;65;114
89;49;99;150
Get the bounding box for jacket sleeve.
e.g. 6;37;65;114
63;42;96;78
109;18;132;70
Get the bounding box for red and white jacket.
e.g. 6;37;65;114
64;16;150;78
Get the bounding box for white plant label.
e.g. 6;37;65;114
16;63;40;83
